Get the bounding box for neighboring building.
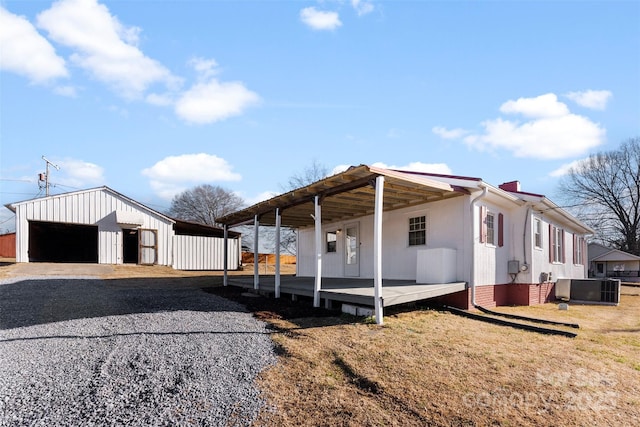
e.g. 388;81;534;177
0;232;16;258
588;242;640;282
6;186;241;270
219;165;593;311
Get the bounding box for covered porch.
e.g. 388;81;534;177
218;164;469;324
226;275;467;308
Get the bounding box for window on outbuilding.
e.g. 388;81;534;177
409;216;426;246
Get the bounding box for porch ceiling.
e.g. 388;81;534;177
219;164;469;228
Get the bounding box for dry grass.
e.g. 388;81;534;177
0;259;295;280
251;287;640;427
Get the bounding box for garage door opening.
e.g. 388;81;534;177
28;221;98;263
123;229;139;264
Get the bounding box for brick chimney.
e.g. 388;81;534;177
499;180;521;192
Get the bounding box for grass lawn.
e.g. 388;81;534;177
247;285;640;426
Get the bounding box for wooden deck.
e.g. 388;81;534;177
226;275;467;307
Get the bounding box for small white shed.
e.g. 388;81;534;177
6;186;240;270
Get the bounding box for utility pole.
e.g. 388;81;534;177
39;156;60;196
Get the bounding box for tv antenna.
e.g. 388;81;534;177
39;156;60;196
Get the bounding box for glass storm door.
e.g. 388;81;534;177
344;223;360;277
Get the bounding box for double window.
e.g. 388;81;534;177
409;216;426;246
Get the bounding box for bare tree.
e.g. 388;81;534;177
559;137;640;255
168;184;244;227
282;159;329;191
255;160;331;255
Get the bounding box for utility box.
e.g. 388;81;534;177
416;248;457;283
508;260;520;274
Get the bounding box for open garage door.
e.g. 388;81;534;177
28;221;98;263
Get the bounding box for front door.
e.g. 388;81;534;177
344;223;359;277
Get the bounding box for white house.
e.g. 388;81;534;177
219;165;593;322
588;242;640;282
7;186;240;270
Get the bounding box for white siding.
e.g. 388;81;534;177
172;236;240;270
13;188;175;266
474;200;512;287
298;197;469;281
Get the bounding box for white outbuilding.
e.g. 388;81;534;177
6;186;240;270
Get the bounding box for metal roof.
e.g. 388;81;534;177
218;164;469;228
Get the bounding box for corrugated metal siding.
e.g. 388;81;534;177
172;235;239;270
13;188;174;265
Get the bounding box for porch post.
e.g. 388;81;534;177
275;208;281;298
373;175;384;325
223;224;228;286
254;214;259;290
314;195;322;307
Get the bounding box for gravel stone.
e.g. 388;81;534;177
0;277;276;426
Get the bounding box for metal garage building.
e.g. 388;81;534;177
6;186;240;270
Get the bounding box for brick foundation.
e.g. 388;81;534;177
432;282;556;310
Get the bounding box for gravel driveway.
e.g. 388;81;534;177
0;276;276;426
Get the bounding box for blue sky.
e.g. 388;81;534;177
1;0;639;232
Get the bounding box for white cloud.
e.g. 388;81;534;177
141;153;241;199
174;58;259;124
449;93;606;160
243;191;279;206
352;0;375;16
0;6;68;83
146;93;174;107
54;158;105;188
371;162;453;175
53;85;78;97
432;126;469;140
499;93;569;118
189;57;219;81
300;7;342;31
175;80;260;124
331;164;352;175
549;157;590;177
565;90;612;110
37;0;179;99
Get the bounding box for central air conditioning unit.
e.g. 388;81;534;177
555;278;620;305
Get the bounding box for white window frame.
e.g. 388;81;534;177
326;230;337;253
534;218;542;249
408;215;426;246
552;226;564;263
486;212;496;246
575;236;584;265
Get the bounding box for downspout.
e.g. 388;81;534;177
470;184;489;307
